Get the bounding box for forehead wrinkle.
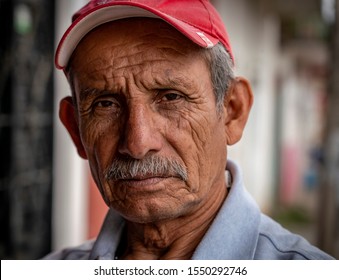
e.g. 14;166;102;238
112;59;170;74
111;45;187;70
77;54;114;82
109;35;191;65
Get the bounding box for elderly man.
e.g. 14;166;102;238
46;0;334;259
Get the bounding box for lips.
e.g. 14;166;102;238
125;174;167;180
113;174;178;189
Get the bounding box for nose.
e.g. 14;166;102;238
118;103;162;159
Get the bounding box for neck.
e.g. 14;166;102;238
119;183;228;260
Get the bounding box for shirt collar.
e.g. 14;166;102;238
89;207;125;260
192;160;261;259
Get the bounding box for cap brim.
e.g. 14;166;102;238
55;3;219;70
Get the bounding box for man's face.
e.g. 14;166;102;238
65;19;230;223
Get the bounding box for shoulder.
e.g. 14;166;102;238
255;214;334;260
42;239;95;260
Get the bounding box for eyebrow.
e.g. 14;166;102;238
78;88;109;103
78;72;195;103
153;74;195;91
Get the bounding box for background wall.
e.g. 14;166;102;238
0;0;55;259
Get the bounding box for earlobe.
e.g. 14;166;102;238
224;77;254;145
59;96;88;159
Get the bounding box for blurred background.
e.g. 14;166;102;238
0;0;338;259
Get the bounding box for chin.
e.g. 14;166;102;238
115;203;187;224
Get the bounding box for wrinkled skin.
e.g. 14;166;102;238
60;18;253;259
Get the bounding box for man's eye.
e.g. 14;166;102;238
96;100;114;107
92;98;121;116
162;93;182;101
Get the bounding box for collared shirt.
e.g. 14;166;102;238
43;160;334;260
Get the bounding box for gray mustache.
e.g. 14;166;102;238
105;155;188;181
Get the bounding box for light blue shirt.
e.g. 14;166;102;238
44;160;334;260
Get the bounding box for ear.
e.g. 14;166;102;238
224;77;254;145
59;96;88;159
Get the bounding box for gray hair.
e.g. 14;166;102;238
203;43;235;111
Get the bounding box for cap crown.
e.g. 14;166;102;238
55;0;233;69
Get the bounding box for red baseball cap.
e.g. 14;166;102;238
55;0;234;70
